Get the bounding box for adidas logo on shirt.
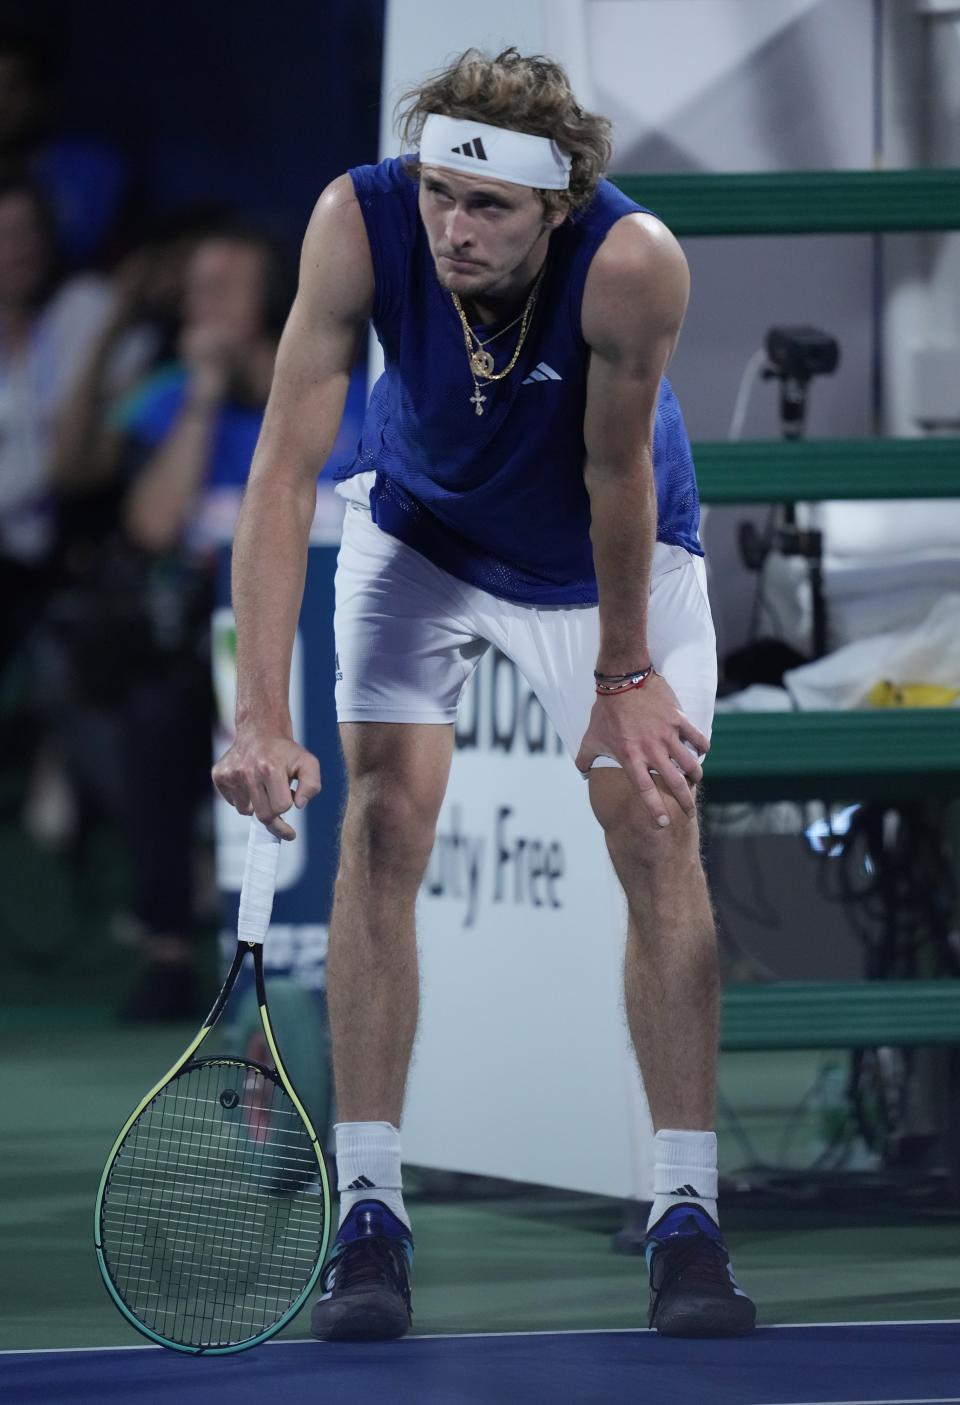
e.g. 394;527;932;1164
450;138;488;160
521;362;562;385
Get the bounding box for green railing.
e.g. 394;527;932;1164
705;711;960;803
693;438;960;504
612;169;960;236
721;980;960;1051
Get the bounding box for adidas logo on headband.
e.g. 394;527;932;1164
450;138;488;161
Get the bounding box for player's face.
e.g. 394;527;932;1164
419;165;564;303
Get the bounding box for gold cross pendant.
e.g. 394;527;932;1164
469;387;486;416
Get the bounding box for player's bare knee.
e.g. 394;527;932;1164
340;781;439;886
605;814;695;880
591;771;700;872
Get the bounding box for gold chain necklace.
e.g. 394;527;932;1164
450;266;545;416
462;305;528;373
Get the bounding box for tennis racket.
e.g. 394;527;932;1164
94;818;331;1354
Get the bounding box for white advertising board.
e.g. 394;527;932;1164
402;648;655;1200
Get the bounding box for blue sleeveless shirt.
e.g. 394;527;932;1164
336;157;702;605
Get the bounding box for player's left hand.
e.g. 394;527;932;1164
574;671;709;827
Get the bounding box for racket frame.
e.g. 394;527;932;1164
94;825;331;1355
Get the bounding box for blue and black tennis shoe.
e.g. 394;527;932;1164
645;1203;756;1337
311;1200;413;1342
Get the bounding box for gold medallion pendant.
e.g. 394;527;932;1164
451;264;546;417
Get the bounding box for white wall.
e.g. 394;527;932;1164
882;2;960;436
379;0;546;155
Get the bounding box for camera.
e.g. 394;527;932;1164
765;326;840;383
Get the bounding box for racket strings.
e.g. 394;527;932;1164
100;1058;325;1349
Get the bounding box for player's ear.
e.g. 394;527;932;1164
541;198;569;232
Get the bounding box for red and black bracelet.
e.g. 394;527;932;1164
594;664;655;696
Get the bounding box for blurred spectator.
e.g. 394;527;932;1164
0;18;129;267
50;212;217;516
0;172;123;673
107;226;293;1020
27;220;208;846
121;229;288;552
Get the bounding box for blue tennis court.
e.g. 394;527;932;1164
4;1322;959;1405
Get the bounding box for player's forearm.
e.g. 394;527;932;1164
584;450;657;674
231;469;317;737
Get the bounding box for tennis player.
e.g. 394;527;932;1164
213;47;756;1340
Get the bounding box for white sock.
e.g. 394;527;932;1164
335;1120;410;1230
647;1128;719;1230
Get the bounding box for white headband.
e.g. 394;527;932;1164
418;113;571;190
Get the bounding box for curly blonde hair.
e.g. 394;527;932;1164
396;48;612;214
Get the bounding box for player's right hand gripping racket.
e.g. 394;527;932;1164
95;819;331;1354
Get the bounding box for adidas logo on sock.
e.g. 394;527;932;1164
345;1175;375;1191
670;1184;701;1198
522;362;562;385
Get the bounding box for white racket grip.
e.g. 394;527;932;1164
237;819;281;945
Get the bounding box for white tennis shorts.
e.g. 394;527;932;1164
333;481;717;767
